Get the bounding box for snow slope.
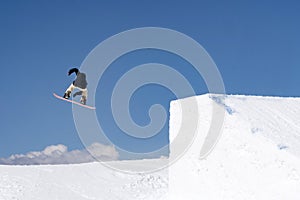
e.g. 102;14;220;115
0;160;168;200
169;94;300;199
1;94;300;200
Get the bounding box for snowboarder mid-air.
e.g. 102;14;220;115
63;68;88;105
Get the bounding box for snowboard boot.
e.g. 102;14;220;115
63;91;71;99
80;96;87;105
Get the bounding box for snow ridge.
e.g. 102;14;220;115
169;94;300;200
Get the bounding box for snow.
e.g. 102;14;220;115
0;160;168;200
1;94;300;199
169;94;300;199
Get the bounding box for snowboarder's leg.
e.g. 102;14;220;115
64;84;75;99
73;91;82;98
80;89;88;105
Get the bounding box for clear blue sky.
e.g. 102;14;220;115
1;0;300;158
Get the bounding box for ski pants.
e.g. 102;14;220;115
65;84;88;100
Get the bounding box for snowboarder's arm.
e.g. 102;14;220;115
68;68;79;76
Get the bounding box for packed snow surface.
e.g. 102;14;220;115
169;94;300;200
1;94;300;199
0;160;168;200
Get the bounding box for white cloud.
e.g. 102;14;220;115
0;143;119;165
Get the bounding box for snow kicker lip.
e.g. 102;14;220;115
72;27;226;173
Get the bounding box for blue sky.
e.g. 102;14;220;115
1;0;300;159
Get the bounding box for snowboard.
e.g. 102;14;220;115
53;93;96;110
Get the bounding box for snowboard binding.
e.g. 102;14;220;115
63;91;71;99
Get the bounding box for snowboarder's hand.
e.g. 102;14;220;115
68;70;72;76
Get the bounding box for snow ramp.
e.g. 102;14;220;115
169;94;300;199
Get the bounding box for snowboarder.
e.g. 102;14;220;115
63;68;88;105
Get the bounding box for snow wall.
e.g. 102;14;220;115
169;94;300;200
